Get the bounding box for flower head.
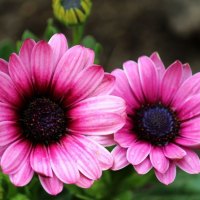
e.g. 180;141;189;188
0;33;125;195
52;0;92;26
111;52;200;185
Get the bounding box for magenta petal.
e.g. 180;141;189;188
175;136;200;147
31;41;53;91
30;145;53;177
48;33;68;66
69;95;126;118
48;142;80;184
19;39;36;68
155;163;176;185
176;148;200;174
90;73;116;96
150;146;169;173
8;53;33;95
87;135;116;147
150;52;165;78
127;141;151;165
0;72;21;106
123;61;145;103
39;173;63;195
62;136;102;180
0;58;9;74
134;157;152;174
182;63;192;83
83;48;95;68
65;65;104;105
163;143;186;159
111;146;129;170
76;174;94;188
10;160;34;186
70;113;125;135
138;56;159;103
1;139;31;174
0;102;17;121
73;135;113;170
161;61;183;105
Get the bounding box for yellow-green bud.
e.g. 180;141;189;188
52;0;92;26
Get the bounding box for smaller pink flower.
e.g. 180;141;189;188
111;52;200;185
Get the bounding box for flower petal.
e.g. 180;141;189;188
134;157;152;174
0;102;17;121
138;56;159;103
1;139;31;174
182;63;192;83
176;148;200;174
10;160;34;186
175;136;200;147
48;142;80;184
30;145;53;177
0;58;9;74
111;146;129;170
76;174;94;188
69;113;125;135
87;135;116;147
39;173;63;195
163;143;186;159
150;146;169;173
155;162;176;185
127;141;151;165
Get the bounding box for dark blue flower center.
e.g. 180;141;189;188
133;104;180;146
20;98;67;145
61;0;81;9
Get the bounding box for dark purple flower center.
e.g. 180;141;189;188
61;0;81;9
133;104;180;146
20;98;67;145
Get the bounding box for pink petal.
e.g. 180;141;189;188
48;33;68;66
19;39;36;69
161;61;183;105
0;121;20;146
163;143;186;159
0;58;9;74
62;136;102;180
176;148;200;174
0;102;17;121
0;72;22;106
0;144;9;159
69;113;125;135
30;145;53;177
8;53;33;96
90;73;116;96
1;139;31;174
65;65;104;105
69;95;126;118
127;141;151;165
150;52;165;78
114;128;136;148
138;56;159;103
76;174;94;188
155;162;176;185
74;135;113;170
176;94;200;120
182;63;192;83
48;142;80;184
150;146;169;173
111;146;129;170
134;157;152;174
82;47;95;68
87;135;116;147
171;72;200;108
39;173;63;195
31;41;53;91
175;136;200;147
123;60;145;103
111;69;140;112
10;160;34;186
52;46;94;99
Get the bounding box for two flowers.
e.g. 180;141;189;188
0;33;199;195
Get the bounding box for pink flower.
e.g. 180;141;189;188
0;34;126;195
111;52;200;185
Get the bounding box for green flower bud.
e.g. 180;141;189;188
52;0;92;26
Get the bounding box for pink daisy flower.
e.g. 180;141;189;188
0;34;126;195
111;52;200;185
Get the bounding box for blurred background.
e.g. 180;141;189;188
1;0;200;72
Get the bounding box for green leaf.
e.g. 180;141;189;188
43;18;59;40
21;30;38;41
10;194;29;200
0;40;15;60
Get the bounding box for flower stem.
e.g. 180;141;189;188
72;24;84;45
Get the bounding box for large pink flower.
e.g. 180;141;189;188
111;52;200;185
0;34;126;195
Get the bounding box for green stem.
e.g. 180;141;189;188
72;24;84;45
